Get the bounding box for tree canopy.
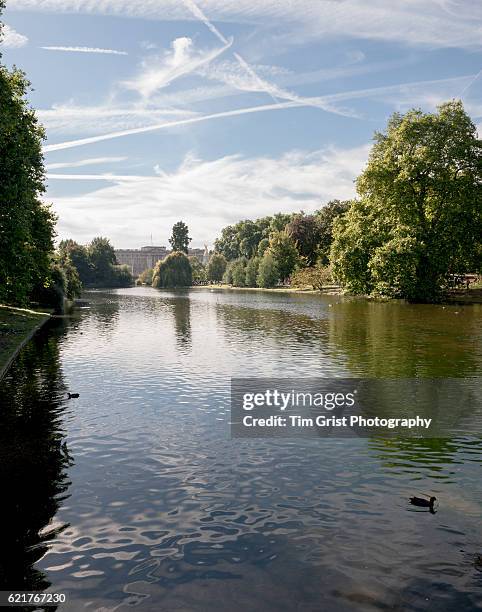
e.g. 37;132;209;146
169;221;191;254
152;251;192;288
0;9;56;305
331;100;481;301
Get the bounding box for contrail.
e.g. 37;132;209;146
43;75;474;153
43;101;300;152
180;0;358;114
459;67;482;98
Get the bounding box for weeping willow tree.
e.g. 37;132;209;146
152;251;192;288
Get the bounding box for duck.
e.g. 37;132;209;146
409;495;436;510
67;392;80;399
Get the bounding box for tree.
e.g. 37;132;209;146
331;101;482;301
230;259;247;287
88;237;117;282
207;253;227;282
169;221;191;254
189;256;206;283
257;251;279;288
152;251;192;288
245;256;261;287
59;239;93;285
315;200;351;265
286;214;321;265
0;7;56;305
291;263;332;290
268;230;299;282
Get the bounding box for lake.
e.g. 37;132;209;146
0;287;481;611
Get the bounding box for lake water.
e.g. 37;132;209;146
0;287;481;611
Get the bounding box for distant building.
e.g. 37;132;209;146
115;245;207;276
115;246;168;276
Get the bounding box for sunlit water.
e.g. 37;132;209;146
0;287;481;611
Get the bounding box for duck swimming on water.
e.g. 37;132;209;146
67;392;80;399
409;496;436;510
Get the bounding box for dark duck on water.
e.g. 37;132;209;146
409;495;437;511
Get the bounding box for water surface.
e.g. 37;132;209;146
0;287;481;611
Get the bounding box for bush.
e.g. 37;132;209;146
152;251;192;288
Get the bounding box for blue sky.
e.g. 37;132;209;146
2;0;482;248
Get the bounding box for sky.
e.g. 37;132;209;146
1;0;482;248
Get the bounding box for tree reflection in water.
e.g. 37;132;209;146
0;322;72;593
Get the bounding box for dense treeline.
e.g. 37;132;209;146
212;201;349;288
59;237;133;288
211;101;481;301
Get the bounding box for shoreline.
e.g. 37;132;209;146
0;305;52;382
190;284;482;303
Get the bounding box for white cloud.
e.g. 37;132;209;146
41;45;127;55
7;0;482;50
1;24;28;48
49;145;369;247
121;37;232;98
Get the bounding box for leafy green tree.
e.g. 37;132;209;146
189;256;206;283
169;221;191;254
257;251;279;288
245;256;261;287
268;230;299;282
88;237;117;282
231;259;247;287
207;252;227;282
152;251;192;288
59;239;93;285
215;225;240;261
0;7;56;305
269;213;292;233
315;200;351;265
286;213;321;265
332;101;482;301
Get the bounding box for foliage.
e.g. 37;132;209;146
314;200;351;265
207;252;227;282
286;214;321;265
30;256;81;311
214;215;292;261
257;238;270;257
331;101;482;301
59;237;133;288
59;239;93;283
88;236;117;283
0;24;56;306
291;264;332;290
245;256;261;287
231;259;248;287
257;251;279;288
189;256;207;283
169;221;191;254
268;230;299;281
136;268;154;286
152;251;192;288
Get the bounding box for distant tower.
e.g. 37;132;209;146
203;244;210;265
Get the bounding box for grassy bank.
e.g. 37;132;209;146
0;305;51;380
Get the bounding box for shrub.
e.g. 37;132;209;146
257;251;279;288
